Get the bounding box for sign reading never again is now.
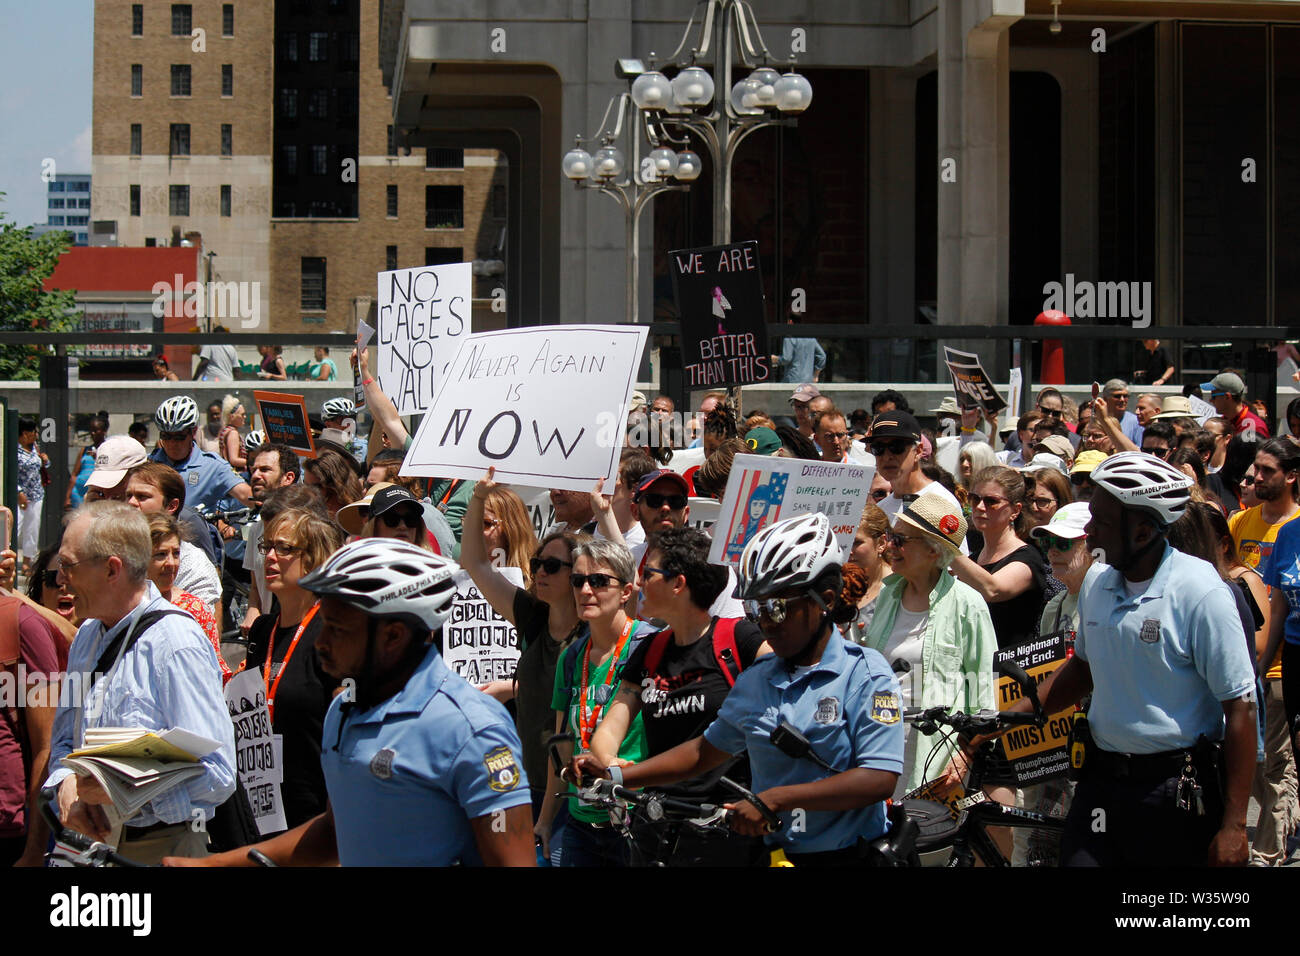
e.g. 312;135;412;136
400;324;649;493
670;240;771;388
375;262;471;415
254;390;316;458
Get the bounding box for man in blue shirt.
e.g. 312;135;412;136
995;452;1257;866
168;538;535;867
772;314;826;384
1102;378;1144;447
149;395;252;511
46;502;236;863
572;513;903;865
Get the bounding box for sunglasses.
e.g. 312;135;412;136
641;565;673;580
884;530;925;548
1038;534;1080;553
970;494;1009;509
379;509;423;530
869;488;889;502
870;439;914;457
570;573;624;590
1240;475;1256;486
160;430;190;441
42;569;61;588
1141;446;1170;459
1070;473;1093;487
744;595;807;624
1038;406;1064;418
641;493;687;510
529;556;573;576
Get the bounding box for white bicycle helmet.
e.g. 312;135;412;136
154;395;199;432
244;429;266;452
298;537;460;632
1088;451;1192;527
735;512;841;600
322;397;356;420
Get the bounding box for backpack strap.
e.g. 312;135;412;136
88;608;192;694
712;617;743;688
560;633;591;733
642;628;674;678
0;596;22;728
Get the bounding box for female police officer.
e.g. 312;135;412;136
571;513;905;866
167;538;536;866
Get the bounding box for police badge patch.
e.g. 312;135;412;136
871;692;901;724
1139;619;1161;644
484;746;521;792
370;747;396;779
814;697;839;724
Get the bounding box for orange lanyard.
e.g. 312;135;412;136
577;619;634;751
264;602;320;722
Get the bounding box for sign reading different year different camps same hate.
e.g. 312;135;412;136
670;241;770;388
443;567;525;683
708;454;873;568
943;346;1007;416
376;262;472;414
401;325;649;493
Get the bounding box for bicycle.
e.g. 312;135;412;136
894;662;1069;867
193;504;255;656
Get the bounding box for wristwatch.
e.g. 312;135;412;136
607;765;624;786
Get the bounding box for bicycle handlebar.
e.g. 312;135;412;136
903;705;1044;739
38;787;150;868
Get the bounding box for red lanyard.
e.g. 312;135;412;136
577;619;634;750
264;602;320;722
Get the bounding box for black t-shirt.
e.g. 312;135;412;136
511;589;580;789
1141;345;1174;384
245;600;340;829
980;544;1050;649
622;617;765;800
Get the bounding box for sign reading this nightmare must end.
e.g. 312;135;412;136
401;325;649;493
670;241;770;388
376;262;471;415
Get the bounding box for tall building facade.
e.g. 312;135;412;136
33;174;92;246
91;0;506;336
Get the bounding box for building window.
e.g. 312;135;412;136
280;32;297;63
340;31;359;67
221;184;231;217
307;89;328;119
387;124;396;156
131;64;142;96
426;247;463;266
280;145;297;174
221;64;232;96
130;185;140;216
169;123;190;156
301;257;326;310
70;181;89;192
49;182;65;193
67;216;89;226
426;185;464;228
426;148;464;169
78;198;91;208
171;4;191;36
280;88;298;120
222;3;233;36
130;124;142;156
170;64;191;96
308;32;328;61
386;184;398;217
49;198;64;209
169;185;190;216
311;145;328;175
145;237;156;247
131;4;143;35
491;184;506;219
49;216;64;226
221;124;232;156
386;245;398;271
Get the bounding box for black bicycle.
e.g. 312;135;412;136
895;662;1069;867
193;504;255;655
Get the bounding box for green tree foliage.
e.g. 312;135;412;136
0;194;78;380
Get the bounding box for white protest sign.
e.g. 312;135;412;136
376;262;471;414
401;324;650;493
224;669;288;836
444;567;525;684
1188;395;1216;424
708;454;873;568
943;346;1007;414
687;496;720;533
1004;367;1023;432
357;319;376;351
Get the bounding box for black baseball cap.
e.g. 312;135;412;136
868;410;922;442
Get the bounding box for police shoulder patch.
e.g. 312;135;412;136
484;746;521;792
871;691;901;724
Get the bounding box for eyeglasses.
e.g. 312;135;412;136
529;556;573;576
1141;445;1170;459
570;573;625;590
1038;534;1080;553
1070;474;1093;487
58;555;106;573
970;494;1009;509
743;595;808;624
641;493;687;510
257;540;303;557
641;565;673;581
42;569;62;588
869;488;889;502
379;509;423;530
820;432;849;443
884;530;925;548
870;439;914;457
1029;495;1058;509
1240;475;1256;486
1038;406;1064;418
160;431;190;442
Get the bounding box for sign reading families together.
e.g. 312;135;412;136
708;454;874;567
254;390;316;458
376;263;472;415
402;325;649;493
671;241;770;388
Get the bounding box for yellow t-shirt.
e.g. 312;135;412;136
1229;504;1300;678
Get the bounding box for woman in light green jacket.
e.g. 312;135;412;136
861;495;997;798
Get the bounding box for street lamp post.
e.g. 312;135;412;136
563;0;812;322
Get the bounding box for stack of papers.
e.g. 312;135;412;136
62;727;221;823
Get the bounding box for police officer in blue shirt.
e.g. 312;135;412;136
150;396;253;511
994;452;1257;866
572;513;904;866
167;538;536;867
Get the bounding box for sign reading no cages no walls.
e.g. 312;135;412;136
376;262;472;415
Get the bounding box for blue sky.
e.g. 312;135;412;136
0;0;94;228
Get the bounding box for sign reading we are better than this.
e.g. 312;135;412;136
670;241;771;389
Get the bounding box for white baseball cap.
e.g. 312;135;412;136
86;436;148;489
1030;501;1091;541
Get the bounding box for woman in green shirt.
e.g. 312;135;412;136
309;346;338;381
539;537;649;866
